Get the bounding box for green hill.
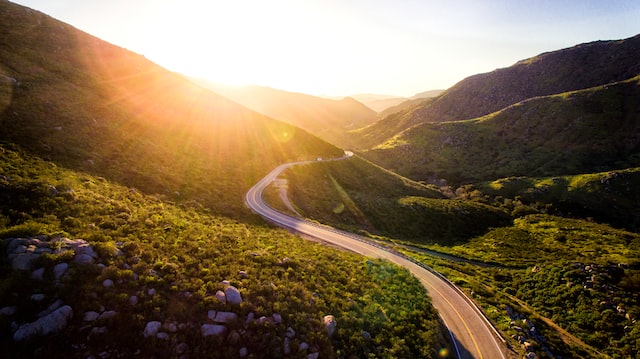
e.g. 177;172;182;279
0;1;343;218
355;34;640;149
363;75;640;186
0;2;448;357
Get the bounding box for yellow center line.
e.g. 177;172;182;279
427;280;483;359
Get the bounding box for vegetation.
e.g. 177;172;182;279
0;144;448;358
364;76;640;185
0;1;343;219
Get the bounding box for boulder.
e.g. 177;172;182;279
10;253;39;271
84;311;100;322
215;290;226;303
143;321;162;338
225;286;242;305
31;268;45;281
201;324;227;337
323;315;336;338
212;311;238;324
13;305;73;342
53;263;69;280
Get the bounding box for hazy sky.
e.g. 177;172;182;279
13;0;640;97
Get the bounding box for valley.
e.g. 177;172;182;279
1;1;639;358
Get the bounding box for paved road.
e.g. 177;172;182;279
245;153;507;359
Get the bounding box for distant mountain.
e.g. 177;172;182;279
350;90;444;113
195;82;378;148
0;1;342;217
355;35;640;149
364;75;640;184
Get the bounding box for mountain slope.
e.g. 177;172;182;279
356;34;640;148
0;1;342;217
196;82;378;148
364;75;640;184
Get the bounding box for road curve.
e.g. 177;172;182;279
245;153;507;359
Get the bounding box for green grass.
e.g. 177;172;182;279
363;75;640;186
0;144;448;358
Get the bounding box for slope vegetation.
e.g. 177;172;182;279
0;1;342;218
364;75;640;185
356;34;640;148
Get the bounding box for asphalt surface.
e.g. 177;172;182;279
245;153;507;359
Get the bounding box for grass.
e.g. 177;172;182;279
0;144;449;358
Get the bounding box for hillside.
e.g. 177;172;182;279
0;144;447;358
349;94;407;112
0;1;343;218
355;34;640;148
363;75;640;185
196;82;378;148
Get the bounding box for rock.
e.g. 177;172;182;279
74;253;95;265
0;306;17;317
164;322;178;333
323;315;336;338
74;242;97;258
54;263;69;280
283;337;291;355
272;313;282;324
239;347;248;357
38;299;63;318
286;327;296;338
11;253;39;271
213;311;238;324
102;279;114;288
176;342;188;355
307;353;319;359
13;305;73;342
89;326;107;337
239;270;247;278
207;310;217;320
201;324;227;337
156;332;170;340
362;331;371;340
228;330;241;344
84;311;100;322
129;295;138;306
225;286;242;305
31;267;45;281
245;312;255;325
215;290;226;304
143;321;162;338
299;342;309;351
220;280;231;286
99;310;117;320
30;293;46;302
147;288;156;296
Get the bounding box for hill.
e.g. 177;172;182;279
355;34;640;149
0;2;448;357
349;94;407;112
196;82;378;148
0;1;343;218
363;75;640;185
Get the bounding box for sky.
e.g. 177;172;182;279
12;0;640;97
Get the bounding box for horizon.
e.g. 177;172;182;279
11;0;640;97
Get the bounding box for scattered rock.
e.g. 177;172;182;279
143;321;161;338
323;315;336;338
10;253;39;271
307;352;319;359
212;311;238;324
176;342;188;355
147;288;156;296
215;290;226;303
102;279;114;288
156;332;170;340
84;311;100;322
239;347;248;357
286;327;296;338
54;263;69;280
31;267;45;281
239;270;247;278
283;337;291;355
74;253;95;265
129;295;138;306
272;313;282;324
201;324;227;337
0;306;17;317
225;286;242;305
30;293;46;302
299;342;309;351
13;305;73;342
99;310;117;320
362;331;371;340
164;322;178;333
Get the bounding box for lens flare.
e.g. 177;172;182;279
438;347;449;357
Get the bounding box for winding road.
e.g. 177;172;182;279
245;152;508;359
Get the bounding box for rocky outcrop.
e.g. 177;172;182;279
13;305;73;342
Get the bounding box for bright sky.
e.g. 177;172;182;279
12;0;640;97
